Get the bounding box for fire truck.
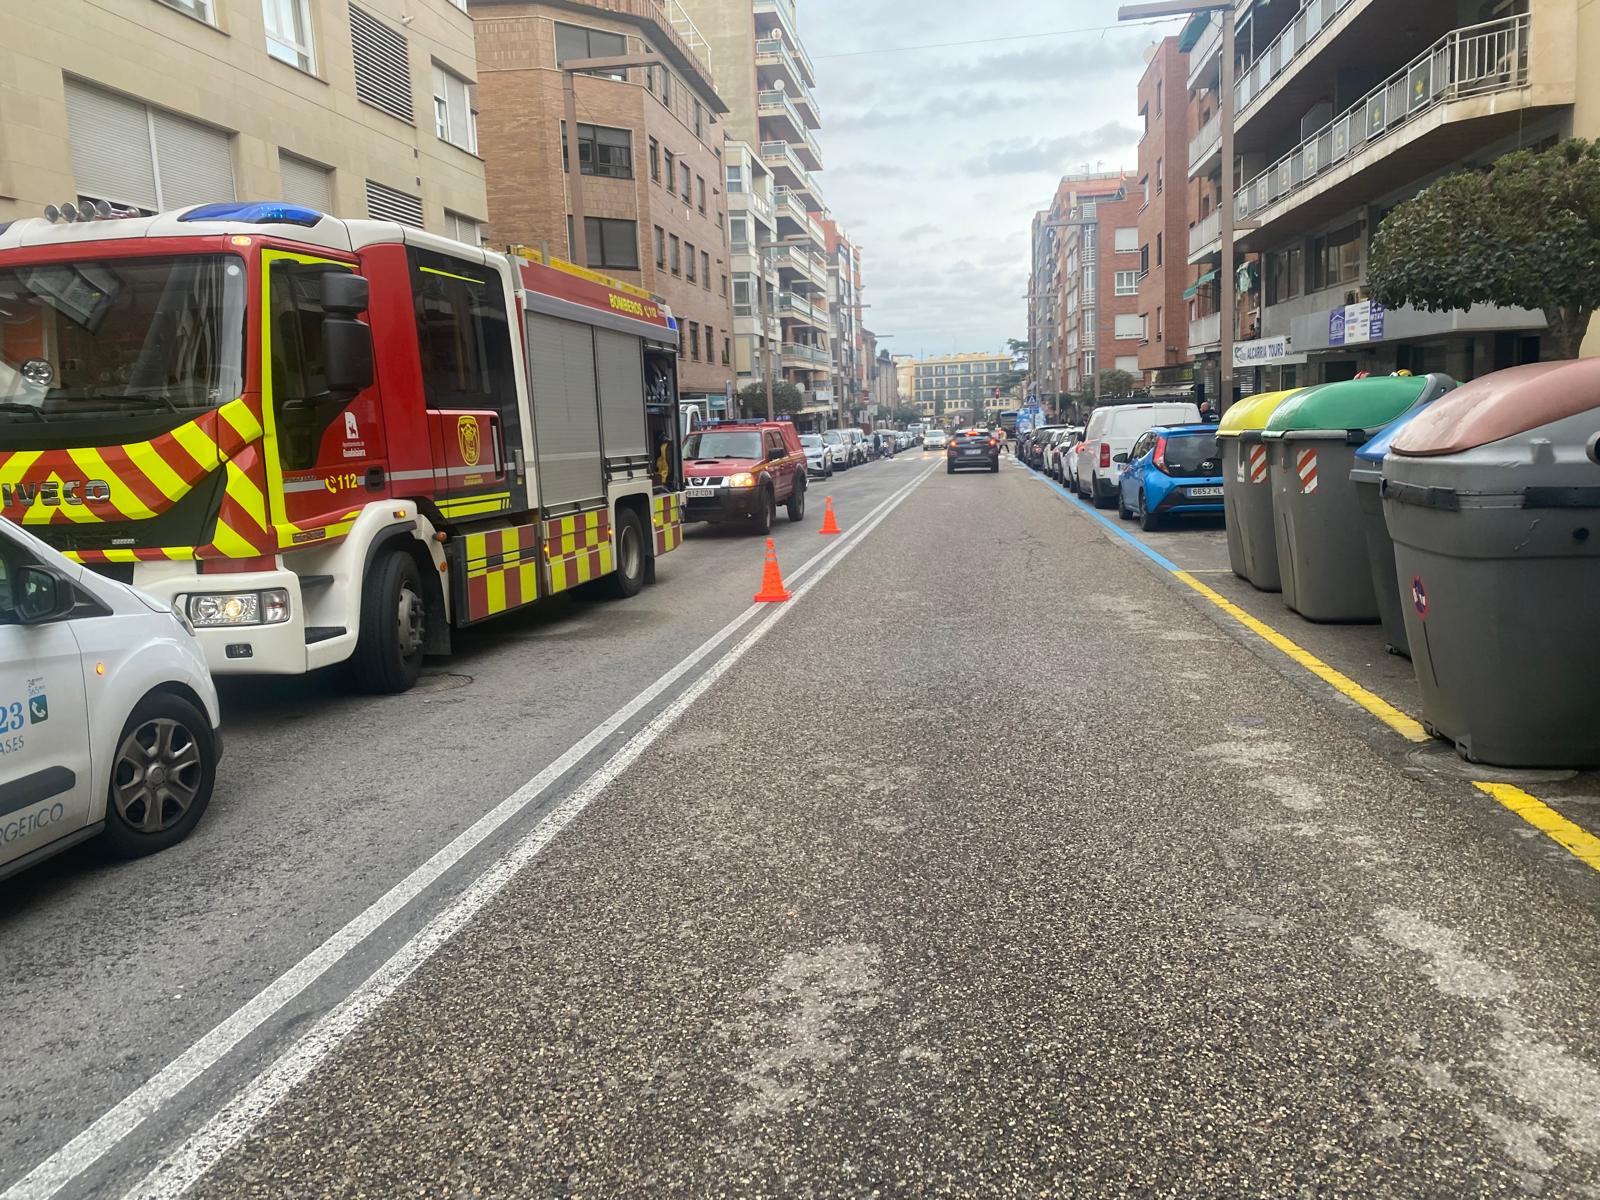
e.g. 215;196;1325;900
0;202;687;692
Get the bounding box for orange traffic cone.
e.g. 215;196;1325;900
752;537;791;603
818;496;842;536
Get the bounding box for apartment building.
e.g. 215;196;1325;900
471;0;735;402
821;218;866;425
727;140;780;413
680;0;830;396
871;346;900;416
1187;0;1580;396
0;0;486;233
909;352;1012;427
1136;37;1197;393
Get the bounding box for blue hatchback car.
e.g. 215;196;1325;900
1116;424;1225;531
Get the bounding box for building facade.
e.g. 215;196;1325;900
0;0;486;234
1187;0;1580;398
727;139;780;414
1136;36;1196;392
908;352;1013;427
680;0;831;398
821;218;865;426
471;0;735;402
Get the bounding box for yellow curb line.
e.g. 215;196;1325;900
1168;571;1600;877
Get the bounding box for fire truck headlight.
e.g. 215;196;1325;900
186;589;291;627
727;472;756;490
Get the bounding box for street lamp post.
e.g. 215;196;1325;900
559;53;667;269
1117;1;1239;412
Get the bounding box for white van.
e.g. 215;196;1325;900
1;517;221;880
1075;402;1202;507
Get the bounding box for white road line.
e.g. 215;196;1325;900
127;459;939;1200
2;465;935;1200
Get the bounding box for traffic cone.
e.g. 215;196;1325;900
818;496;842;536
752;537;791;603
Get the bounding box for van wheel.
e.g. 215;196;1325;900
605;509;647;599
353;549;426;693
751;486;775;534
787;477;807;522
103;693;217;858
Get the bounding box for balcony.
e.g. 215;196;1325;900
755;39;821;122
1188;209;1220;263
773;186;823;244
1188;112;1221;180
781;341;829;368
1185;12;1222;92
1188;311;1221;355
727;186;774;231
779;289;827;328
754;0;817;86
772;244;826;291
1236;15;1535;236
757;94;823;172
1235;0;1362;120
759;141;819;205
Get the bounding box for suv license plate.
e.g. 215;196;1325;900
1187;486;1223;498
687;487;717;498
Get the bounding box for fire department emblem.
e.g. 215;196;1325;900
457;416;481;467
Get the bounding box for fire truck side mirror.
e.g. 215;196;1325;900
321;272;370;315
323;318;374;399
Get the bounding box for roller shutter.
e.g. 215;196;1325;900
594;329;647;464
63;79;233;212
525;313;604;508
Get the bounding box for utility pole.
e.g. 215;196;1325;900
1118;0;1240;411
559;52;666;268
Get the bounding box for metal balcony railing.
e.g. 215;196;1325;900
1236;14;1531;224
1189;312;1221;350
1188;209;1220;259
1188;112;1221;176
1235;0;1361;117
728;187;773;227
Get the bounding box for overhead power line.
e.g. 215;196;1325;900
811;17;1185;61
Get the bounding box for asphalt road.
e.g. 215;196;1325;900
9;450;1600;1198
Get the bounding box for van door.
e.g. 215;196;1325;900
0;536;93;872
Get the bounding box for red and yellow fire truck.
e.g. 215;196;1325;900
0;202;686;691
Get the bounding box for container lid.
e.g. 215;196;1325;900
1354;392;1448;464
1390;359;1600;457
1265;374;1446;436
1216;388;1302;438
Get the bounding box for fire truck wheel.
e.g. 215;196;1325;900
786;478;806;522
605;509;647;600
354;549;427;693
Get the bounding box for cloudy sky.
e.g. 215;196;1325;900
801;0;1185;358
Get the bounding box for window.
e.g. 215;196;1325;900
1113;226;1138;253
366;180;424;227
157;0;215;21
63;79;235;213
721;273;728;300
727;164;744;193
350;5;413;123
663;149;675;188
568;216;640;271
649;138;660;181
696;175;706;214
647;64;673;106
670;235;681;275
408;246;518;423
279;152;332;210
1268;245;1303;306
701;251;710;288
560;122;632;178
1156;80;1163;115
1156;232;1163;267
554;22;628;80
1311;224;1363;291
1114;313;1143;339
654;226;666;269
432;63;477;153
689;321;700;360
730;216;748;250
268;261;341;469
723;336;731;366
693;100;705;139
1115;355;1140;374
1155;157;1163;194
680;162;692;201
1155;306;1163;340
1139;245;1150;275
685;243;697;282
444;209;483;245
733;277;751;310
264;0;315;70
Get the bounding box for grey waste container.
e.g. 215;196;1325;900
1218;388;1302;591
1384;358;1600;767
1263;373;1456;622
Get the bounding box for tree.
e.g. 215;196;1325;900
891;404;921;426
996;369;1028;393
1096;369;1138;399
738;379;805;416
1369;139;1600;361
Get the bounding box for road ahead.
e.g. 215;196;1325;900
7;452;1600;1198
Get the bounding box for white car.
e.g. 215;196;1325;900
821;428;851;469
1074;402;1202;508
1;517;222;880
799;433;835;478
924;429;950;450
843;429;869;465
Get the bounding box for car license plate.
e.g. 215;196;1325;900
687;487;717;498
1187;486;1223;498
961;449;981;456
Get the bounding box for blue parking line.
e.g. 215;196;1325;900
1028;466;1185;574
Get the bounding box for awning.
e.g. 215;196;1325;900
1184;269;1218;300
1177;13;1212;52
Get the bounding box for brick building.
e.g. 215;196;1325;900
471;0;735;401
1135;37;1195;391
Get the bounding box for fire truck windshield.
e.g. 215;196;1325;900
0;254;246;424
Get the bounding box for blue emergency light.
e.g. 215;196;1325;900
179;202;325;227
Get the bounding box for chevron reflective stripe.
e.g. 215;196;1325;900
437;492;512;519
460;523;542;622
1248;445;1269;484
652;492;683;555
217;398;264;446
125;440;191;502
1296;448;1319;494
543;509;612;596
69;447;158;520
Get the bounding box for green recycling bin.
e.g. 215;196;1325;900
1384;359;1600;767
1219;388;1303;591
1263;373;1457;622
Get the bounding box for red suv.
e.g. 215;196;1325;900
681;421;808;533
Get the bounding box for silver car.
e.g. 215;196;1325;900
799;433;835;478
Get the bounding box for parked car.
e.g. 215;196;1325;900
1026;426;1068;470
924;429;950;450
844;429;869;465
1116;424;1225;531
682;421;808;532
1074;401;1203;508
1;516;223;881
947;428;1000;473
822;428;851;469
1047;429;1083;482
799;433;835;479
